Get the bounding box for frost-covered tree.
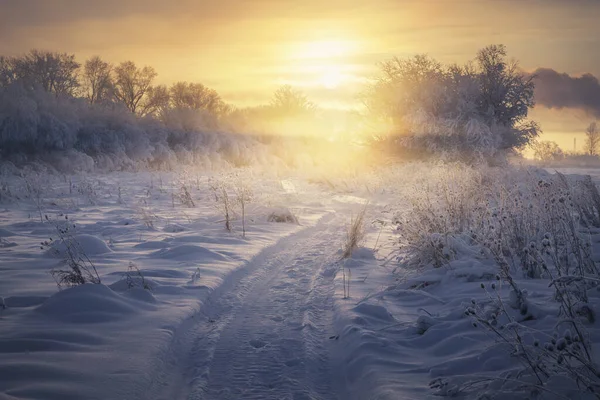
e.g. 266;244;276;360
476;44;538;150
81;56;113;105
112;61;157;114
169;82;226;115
0;56;16;89
0;85;80;155
365;45;539;161
363;55;445;129
531;140;564;163
270;85;315;117
141;84;170;118
10;50;80;97
584;122;600;156
160;82;230;130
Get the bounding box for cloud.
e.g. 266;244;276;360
533;68;600;118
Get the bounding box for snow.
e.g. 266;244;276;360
1;165;600;399
48;234;113;256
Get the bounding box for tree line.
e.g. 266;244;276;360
0;45;547;169
531;122;599;163
0;50;232;120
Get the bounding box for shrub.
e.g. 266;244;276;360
342;204;368;259
392;162;600;397
175;174;195;208
122;262;152;291
21;166;49;222
209;177;234;232
267;208;299;224
233;177;252;238
42;215;101;288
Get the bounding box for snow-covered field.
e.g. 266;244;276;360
1;165;600;399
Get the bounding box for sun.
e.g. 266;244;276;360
289;39;357;90
319;68;344;89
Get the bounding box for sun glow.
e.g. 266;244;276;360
294;39;356;59
319;67;345;88
288;39;359;90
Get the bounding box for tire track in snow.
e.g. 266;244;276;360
141;211;343;400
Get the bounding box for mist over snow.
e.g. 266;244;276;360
0;41;600;400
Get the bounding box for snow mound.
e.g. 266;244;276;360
353;302;395;323
416;315;438;334
121;287;156;304
5;295;48;308
48;234;112;257
134;241;171;250
163;223;187;233
350;247;376;260
35;284;139;323
172;235;247;245
138;269;189;278
153;245;227;261
267;207;299;224
0;228;17;237
0;240;17;248
109;277;160;292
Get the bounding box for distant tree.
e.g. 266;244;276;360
169;81;226;115
531;140;564;163
112;61;157;114
11;50;80;96
270;85;315;116
0;56;15;89
584;122;600;156
141;84;170;117
81;56;113;105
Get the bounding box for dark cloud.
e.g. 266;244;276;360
533;68;600;118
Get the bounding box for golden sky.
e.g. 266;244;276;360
1;0;599;148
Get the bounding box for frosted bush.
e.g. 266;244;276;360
393;162;600;397
0;82;292;173
41;215;101;288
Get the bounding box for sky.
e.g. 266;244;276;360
1;0;599;149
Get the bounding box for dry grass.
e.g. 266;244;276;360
342;203;368;259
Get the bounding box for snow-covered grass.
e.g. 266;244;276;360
0;167;333;399
330;163;600;399
2;162;600;400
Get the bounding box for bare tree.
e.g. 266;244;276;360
11;50;80;96
140;84;170;117
531;140;563;163
112;61;157;114
584;122;600;156
81;56;113;105
169;81;226;115
270;85;315;116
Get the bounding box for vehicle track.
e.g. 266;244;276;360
141;211;343;400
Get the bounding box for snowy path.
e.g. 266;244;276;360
141;210;344;400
